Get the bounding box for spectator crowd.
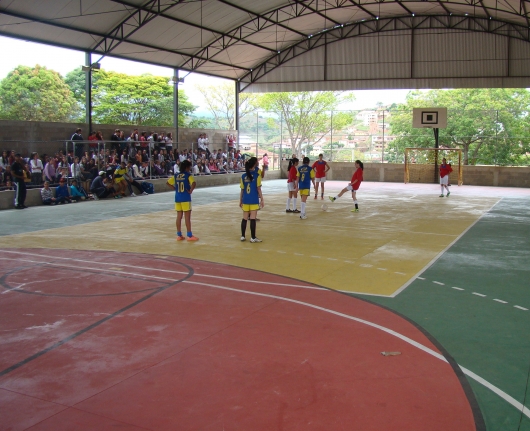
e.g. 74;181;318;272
1;128;249;208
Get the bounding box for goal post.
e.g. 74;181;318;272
404;147;463;185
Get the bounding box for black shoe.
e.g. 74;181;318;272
15;205;24;209
292;209;301;213
22;205;28;208
286;209;292;213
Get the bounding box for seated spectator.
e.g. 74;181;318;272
70;156;83;181
41;181;58;205
0;165;4;187
120;149;129;164
113;161;128;197
55;178;72;204
152;159;165;177
215;149;223;160
131;161;143;179
90;171;120;200
43;159;56;183
140;161;150;178
124;161;148;196
0;150;8;169
69;179;87;201
208;158;219;173
30;153;44;185
56;157;69;182
165;132;173;152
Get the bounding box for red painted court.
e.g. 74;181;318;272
0;249;478;430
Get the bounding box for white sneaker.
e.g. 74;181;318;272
240;236;246;241
93;195;99;200
300;215;307;219
141;192;148;196
130;192;136;197
250;237;262;243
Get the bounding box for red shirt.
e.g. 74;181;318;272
287;166;298;183
312;160;327;178
351;168;363;190
440;164;453;178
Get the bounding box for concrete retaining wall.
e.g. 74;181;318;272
0;170;281;210
280;161;530;188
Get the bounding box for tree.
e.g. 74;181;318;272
65;68;198;127
0;65;78;122
258;91;354;157
196;82;260;129
388;89;530;165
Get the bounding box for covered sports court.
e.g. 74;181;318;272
1;1;530;430
0;180;529;430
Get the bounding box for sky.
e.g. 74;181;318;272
0;35;411;114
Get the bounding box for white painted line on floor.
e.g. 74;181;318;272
294;253;304;256
259;249;269;252
377;268;387;271
514;305;528;311
391;205;498;298
183;278;530;420
328;258;338;261
433;281;445;285
360;264;373;268
452;287;464;291
311;256;321;258
277;251;286;254
472;292;487;297
344;261;354;264
493;299;508;304
395;272;407;275
417;277;426;280
0;254;326;290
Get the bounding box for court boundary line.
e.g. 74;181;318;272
388;198;502;298
182;278;527;424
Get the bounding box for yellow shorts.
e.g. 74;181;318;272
242;204;260;212
175;202;192;212
299;189;310;196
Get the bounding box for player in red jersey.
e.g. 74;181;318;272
329;160;363;212
439;158;453;197
286;157;300;213
312;154;330;200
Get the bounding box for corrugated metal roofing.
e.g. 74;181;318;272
2;0;530;91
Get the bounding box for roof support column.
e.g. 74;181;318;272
85;52;92;134
174;68;179;145
235;80;240;149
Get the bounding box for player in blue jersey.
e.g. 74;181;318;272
240;157;264;243
166;160;198;241
297;157;316;219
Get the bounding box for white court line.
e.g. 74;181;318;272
390;203;498;298
472;293;487;297
433;281;445;286
417;277;426;280
182;278;530;420
394;272;406;275
452;287;465;291
514;306;528;311
493;299;508;304
0;252;326;291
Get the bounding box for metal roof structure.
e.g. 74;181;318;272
2;0;530;92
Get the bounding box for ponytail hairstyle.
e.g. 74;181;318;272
245;157;258;181
302;156;310;164
179;159;192;173
288;157;299;171
355;160;364;170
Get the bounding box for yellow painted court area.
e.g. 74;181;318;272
0;187;498;296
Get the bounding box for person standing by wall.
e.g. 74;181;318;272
11;153;27;209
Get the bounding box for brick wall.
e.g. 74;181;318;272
0;120;236;156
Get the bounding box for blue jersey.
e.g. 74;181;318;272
298;165;314;190
169;171;195;202
240;171;261;205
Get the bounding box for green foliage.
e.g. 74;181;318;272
196;81;260;129
388;89;530;165
0;65;78;122
64;68;198;127
257;91;354;156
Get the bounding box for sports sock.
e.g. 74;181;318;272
177;231;182;237
250;219;257;238
292;198;297;210
187;231;193;238
354;200;358;209
301;202;306;215
441;185;444;194
286;198;291;210
241;219;247;236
